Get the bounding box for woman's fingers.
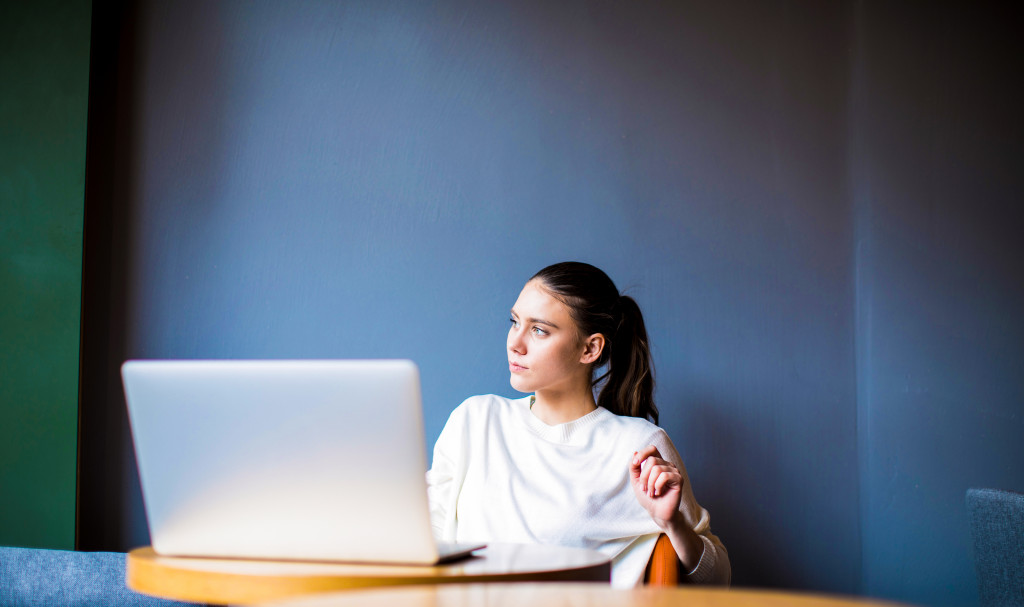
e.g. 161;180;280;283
645;464;672;497
632;445;684;498
650;466;682;497
631;446;663;474
630;446;685;525
640;458;667;491
638;454;671;491
634;445;662;466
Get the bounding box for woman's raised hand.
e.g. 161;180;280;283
629;445;684;528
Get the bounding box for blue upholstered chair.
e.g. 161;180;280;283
0;546;200;607
966;488;1024;607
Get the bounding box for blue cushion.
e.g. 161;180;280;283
966;488;1024;607
0;546;200;607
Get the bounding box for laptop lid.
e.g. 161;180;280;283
121;359;444;564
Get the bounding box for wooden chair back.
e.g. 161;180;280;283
643;534;680;586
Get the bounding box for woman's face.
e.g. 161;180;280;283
507;280;593;395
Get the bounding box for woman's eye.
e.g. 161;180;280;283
532;326;548;336
509;317;520;328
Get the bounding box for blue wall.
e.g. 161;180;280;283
78;2;1023;605
850;3;1024;604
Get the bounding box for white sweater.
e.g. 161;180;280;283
426;394;730;587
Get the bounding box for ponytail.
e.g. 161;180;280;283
530;262;659;424
597;295;658;424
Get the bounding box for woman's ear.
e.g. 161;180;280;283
580;333;605;364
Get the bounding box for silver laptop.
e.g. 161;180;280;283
121;359;483;564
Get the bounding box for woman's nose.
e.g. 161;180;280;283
507;329;525;354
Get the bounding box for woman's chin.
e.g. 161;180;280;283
509;375;532;394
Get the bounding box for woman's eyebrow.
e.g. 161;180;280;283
510;309;559;329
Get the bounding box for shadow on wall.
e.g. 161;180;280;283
78;0;236;550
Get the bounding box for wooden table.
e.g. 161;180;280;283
254;582;916;607
126;544;610;605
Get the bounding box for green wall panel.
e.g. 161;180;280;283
0;0;91;549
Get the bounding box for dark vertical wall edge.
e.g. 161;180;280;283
77;0;142;551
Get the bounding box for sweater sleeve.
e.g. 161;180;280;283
425;402;467;541
683;506;731;585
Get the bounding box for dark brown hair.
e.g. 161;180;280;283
530;262;658;424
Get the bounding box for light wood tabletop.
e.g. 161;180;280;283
255;582;916;607
126;543;610;605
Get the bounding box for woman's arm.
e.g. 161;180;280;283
630;445;731;585
426;404;470;541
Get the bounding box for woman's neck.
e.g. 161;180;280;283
530;388;597;426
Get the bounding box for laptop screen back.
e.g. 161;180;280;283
122;359;439;563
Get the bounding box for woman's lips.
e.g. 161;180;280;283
509;361;528;373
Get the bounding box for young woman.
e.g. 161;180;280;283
426;262;730;587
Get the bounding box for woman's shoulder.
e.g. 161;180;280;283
600;408;664;434
452;393;530;418
438;394;526;440
597;409;675;449
622;415;687;468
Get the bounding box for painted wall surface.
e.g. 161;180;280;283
77;1;1023;605
851;3;1024;605
0;0;91;549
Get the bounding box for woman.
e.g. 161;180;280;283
426;262;730;587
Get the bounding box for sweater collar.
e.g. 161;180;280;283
521;394;608;444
